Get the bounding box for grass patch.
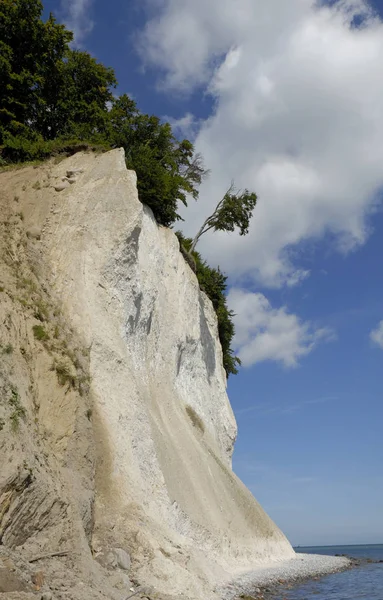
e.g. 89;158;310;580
33;324;49;341
185;405;205;434
32;181;41;190
3;343;13;355
18;297;29;307
9;387;26;432
33;299;49;321
54;360;76;388
19;277;35;289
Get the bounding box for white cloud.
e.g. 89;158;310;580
162;113;202;141
60;0;94;44
370;320;383;349
235;395;337;416
228;288;335;368
139;0;383;287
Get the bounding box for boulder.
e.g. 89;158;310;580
54;181;69;192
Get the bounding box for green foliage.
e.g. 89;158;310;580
212;186;257;235
1;131;110;163
33;299;49;322
0;0;72;143
107;95;205;226
1;131;49;162
41;49;116;141
54;360;76;388
32;324;49;341
176;232;241;377
191;183;258;252
0;0;115;149
9;386;26;432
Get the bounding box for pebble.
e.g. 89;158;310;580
219;554;351;599
27;226;41;240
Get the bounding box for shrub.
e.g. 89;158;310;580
33;325;49;341
34;299;49;322
0;133;110;164
54;359;76;388
9;387;26;432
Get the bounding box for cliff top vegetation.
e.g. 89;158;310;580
0;0;258;376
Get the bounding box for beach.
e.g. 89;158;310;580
220;553;351;599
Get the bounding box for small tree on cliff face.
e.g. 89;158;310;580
190;182;258;253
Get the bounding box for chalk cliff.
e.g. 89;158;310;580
0;149;294;600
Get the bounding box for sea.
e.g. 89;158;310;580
275;545;383;600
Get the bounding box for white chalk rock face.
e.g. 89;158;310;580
43;149;294;599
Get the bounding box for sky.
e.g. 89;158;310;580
43;0;383;546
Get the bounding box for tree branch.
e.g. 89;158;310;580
29;550;71;563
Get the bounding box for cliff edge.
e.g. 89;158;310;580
0;149;294;600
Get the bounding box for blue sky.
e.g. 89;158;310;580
43;0;383;546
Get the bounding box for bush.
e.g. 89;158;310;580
108;96;205;227
9;387;26;432
54;360;76;388
0;132;110;165
32;325;49;341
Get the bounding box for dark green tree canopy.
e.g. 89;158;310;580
0;1;73;142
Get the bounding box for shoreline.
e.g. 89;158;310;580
219;553;352;600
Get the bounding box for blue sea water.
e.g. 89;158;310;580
274;545;383;600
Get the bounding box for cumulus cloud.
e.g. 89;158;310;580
370;320;383;349
162;113;203;141
139;0;383;287
228;288;335;367
60;0;94;44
